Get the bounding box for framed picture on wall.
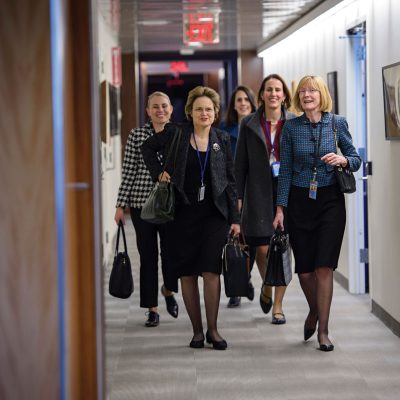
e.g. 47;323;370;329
327;71;338;114
382;61;400;140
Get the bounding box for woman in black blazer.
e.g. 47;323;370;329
142;86;240;350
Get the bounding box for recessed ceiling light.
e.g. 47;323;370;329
179;47;195;55
137;20;169;26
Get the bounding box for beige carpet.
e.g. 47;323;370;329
105;222;400;400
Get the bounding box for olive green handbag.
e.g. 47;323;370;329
141;128;182;224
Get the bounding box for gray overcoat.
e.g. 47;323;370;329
234;108;297;237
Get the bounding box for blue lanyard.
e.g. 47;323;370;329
192;133;210;185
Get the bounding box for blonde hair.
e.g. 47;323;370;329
184;86;220;121
293;75;332;113
146;91;171;108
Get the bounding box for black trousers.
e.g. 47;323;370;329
130;207;178;308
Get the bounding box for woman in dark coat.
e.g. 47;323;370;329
142;86;240;350
235;74;297;324
219;85;257;308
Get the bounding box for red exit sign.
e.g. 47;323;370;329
183;12;220;44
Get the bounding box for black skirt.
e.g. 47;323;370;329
287;184;346;273
166;202;228;278
166;146;228;278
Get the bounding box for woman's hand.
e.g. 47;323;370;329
159;171;171;182
114;207;125;225
321;152;348;167
229;223;241;237
273;206;284;230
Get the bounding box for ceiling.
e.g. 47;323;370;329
99;0;326;54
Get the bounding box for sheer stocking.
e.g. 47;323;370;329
298;272;318;329
315;267;333;345
181;276;203;340
202;272;224;341
299;268;333;344
256;245;272;299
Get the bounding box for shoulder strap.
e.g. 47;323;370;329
332;113;339;154
161;127;182;175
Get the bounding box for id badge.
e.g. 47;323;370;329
309;180;318;200
198;184;206;202
271;161;280;177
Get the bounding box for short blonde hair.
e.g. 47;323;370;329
185;86;220;121
146;91;171;108
293;75;332;113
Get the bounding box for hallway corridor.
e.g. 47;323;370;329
105;222;400;400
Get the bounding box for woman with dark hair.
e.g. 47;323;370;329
114;91;179;328
142;86;240;350
274;75;361;351
219;85;257;156
219;85;257;308
235;74;297;324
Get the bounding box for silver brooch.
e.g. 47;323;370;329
212;143;220;152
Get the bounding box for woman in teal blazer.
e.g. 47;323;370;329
274;75;361;351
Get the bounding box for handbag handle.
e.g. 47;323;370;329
115;221;128;255
332;113;339;153
332;113;349;172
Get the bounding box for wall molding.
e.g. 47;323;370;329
334;270;349;291
335;271;400;338
372;300;400;338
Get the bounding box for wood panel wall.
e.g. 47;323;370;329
121;53;138;148
64;0;99;398
0;0;100;399
0;1;59;399
239;49;263;97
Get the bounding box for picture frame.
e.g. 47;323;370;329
100;80;120;143
382;61;400;140
327;71;338;114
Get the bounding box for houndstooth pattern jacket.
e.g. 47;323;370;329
116;122;162;208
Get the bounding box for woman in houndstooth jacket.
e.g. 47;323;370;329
114;91;179;328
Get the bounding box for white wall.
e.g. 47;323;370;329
98;13;122;262
259;0;400;323
367;0;400;322
260;0;368;285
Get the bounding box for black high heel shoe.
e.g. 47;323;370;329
319;343;334;352
304;314;318;341
205;331;227;350
189;333;205;349
161;285;179;318
304;326;316;341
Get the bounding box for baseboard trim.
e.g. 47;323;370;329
371;300;400;338
333;270;349;291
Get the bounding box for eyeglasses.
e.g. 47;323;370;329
193;107;215;114
299;88;319;95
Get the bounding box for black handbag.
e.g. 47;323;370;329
332;114;356;194
264;226;292;287
141;128;182;224
222;235;250;297
140;181;175;224
109;222;134;299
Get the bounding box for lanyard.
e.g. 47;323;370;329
262;116;277;155
312;122;323;180
192;133;210;185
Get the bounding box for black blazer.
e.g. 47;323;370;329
141;122;240;225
